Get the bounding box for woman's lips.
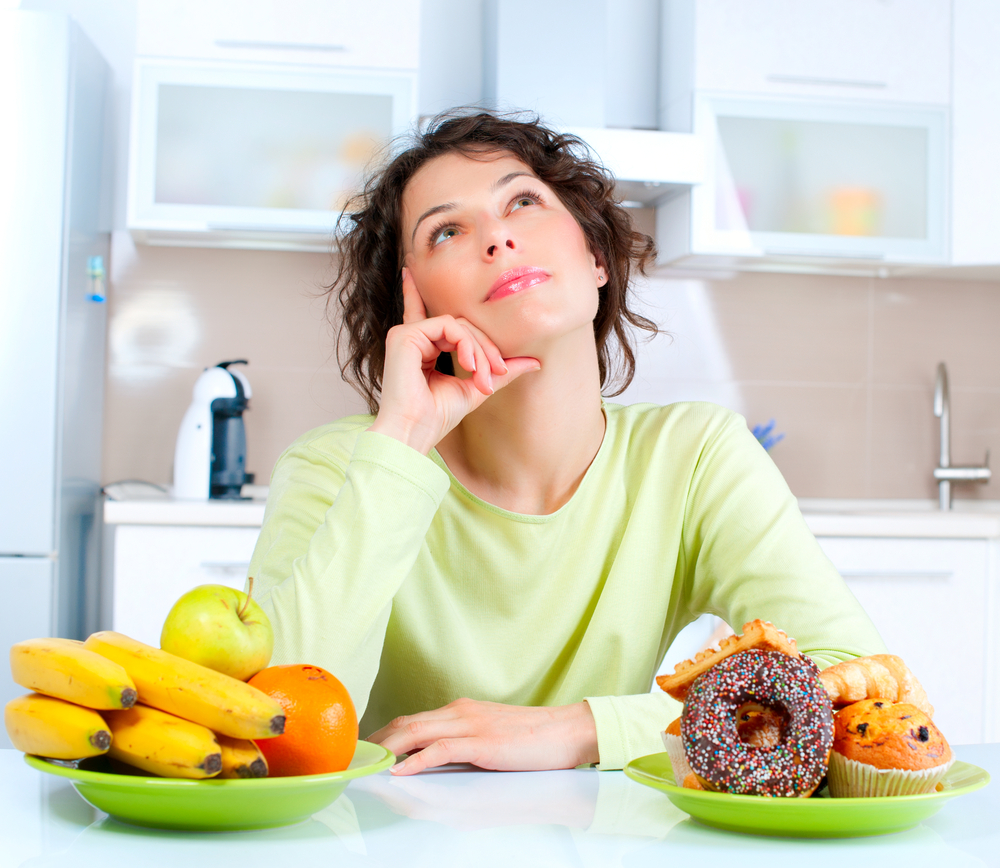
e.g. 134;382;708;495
486;267;550;301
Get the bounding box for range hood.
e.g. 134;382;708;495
561;126;705;208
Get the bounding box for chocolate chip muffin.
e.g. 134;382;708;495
828;699;953;797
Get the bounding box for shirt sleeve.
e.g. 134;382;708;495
587;408;887;771
247;428;450;718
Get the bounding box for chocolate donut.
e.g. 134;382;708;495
681;649;834;797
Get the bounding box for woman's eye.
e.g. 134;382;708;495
432;226;459;246
511;196;537;212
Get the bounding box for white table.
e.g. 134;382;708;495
1;744;995;867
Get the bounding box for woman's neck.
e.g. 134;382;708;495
435;334;606;515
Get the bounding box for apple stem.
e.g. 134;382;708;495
238;577;254;619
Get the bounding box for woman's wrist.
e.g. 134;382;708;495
569;701;600;767
368;414;436;455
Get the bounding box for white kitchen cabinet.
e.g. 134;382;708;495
950;0;1000;268
816;536;995;746
657;0;950;273
657;96;948;271
127;59;416;251
661;0;950;125
107;524;261;649
136;0;420;71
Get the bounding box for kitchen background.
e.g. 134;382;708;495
5;0;1000;748
18;0;1000;501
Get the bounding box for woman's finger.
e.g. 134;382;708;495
401;267;428;324
366;702;466;747
455;317;508;377
391;737;487;776
491;356;542;391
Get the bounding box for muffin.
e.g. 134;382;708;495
828;698;954;797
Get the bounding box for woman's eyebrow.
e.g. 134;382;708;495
491;171;535;191
409;172;538;245
411;202;455;245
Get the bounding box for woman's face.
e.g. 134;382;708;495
400;151;604;358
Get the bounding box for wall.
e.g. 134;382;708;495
104;238;1000;503
617;270;1000;501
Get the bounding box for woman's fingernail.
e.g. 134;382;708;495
390;761;405;773
500;360;508;374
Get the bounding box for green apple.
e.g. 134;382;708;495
160;582;274;681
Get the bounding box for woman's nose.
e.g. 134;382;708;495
482;217;516;259
486;239;515;257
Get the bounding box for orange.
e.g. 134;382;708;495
247;664;358;776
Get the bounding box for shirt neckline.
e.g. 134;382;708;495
428;403;616;523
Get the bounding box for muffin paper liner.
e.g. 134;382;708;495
827;750;954;797
661;731;694;784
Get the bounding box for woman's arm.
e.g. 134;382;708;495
248;425;451;717
683;412;886;666
584;410;888;770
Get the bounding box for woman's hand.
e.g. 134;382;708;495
366;698;600;776
367;268;541;454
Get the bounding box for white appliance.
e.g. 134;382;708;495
0;11;110;743
173;361;253;500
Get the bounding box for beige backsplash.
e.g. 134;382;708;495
104;230;1000;501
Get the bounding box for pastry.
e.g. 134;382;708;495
680;649;834;797
819;655;934;717
655;619;799;702
827;698;953;797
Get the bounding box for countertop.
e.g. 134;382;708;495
103;488;1000;538
2;744;995;867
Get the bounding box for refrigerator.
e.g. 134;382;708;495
0;11;110;743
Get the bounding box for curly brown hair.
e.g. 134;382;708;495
330;109;659;414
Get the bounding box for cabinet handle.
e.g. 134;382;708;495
199;561;251;571
214;39;347;53
841;570;953;580
204;222;339;234
766;74;887;90
763;249;885;260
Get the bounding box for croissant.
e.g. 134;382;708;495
819;654;934;717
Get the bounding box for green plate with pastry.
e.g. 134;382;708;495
625;751;990;838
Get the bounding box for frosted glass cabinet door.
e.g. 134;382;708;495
128;60;416;248
690;96;948;263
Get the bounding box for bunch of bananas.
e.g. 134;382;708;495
5;632;283;779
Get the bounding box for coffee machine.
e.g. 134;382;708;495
173;360;252;500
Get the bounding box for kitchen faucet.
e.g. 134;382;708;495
933;362;990;509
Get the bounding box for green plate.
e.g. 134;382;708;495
25;740;395;832
625;752;990;838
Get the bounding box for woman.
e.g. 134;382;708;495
248;111;885;776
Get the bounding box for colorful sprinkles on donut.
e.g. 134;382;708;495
681;650;834;797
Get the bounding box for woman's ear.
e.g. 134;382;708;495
590;247;608;285
594;255;608;287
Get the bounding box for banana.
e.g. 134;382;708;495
4;692;112;759
217;734;268;778
104;704;222;779
83;631;284;740
11;637;137;710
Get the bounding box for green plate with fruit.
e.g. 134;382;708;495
26;740;394;831
625;751;990;838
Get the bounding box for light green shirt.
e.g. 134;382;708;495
248;401;886;770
